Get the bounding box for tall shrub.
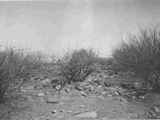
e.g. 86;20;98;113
113;28;160;90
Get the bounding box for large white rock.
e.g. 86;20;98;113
75;111;98;118
41;78;51;85
37;92;45;97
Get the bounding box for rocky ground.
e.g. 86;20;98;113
1;69;160;120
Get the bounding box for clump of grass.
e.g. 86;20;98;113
112;28;160;91
60;49;97;84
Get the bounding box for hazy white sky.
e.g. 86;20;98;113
0;0;160;57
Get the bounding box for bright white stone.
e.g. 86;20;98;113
75;111;97;118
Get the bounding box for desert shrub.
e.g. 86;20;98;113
60;49;97;84
112;28;160;91
0;47;47;103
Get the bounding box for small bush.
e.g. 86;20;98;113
112;28;160;91
60;49;97;84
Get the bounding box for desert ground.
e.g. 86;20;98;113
1;63;160;120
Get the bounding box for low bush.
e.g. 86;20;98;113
112;28;160;91
60;49;97;84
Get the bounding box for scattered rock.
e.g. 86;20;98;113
59;110;64;112
138;95;145;99
80;91;88;97
104;81;112;87
79;104;85;108
114;91;120;96
24;85;34;90
102;117;109;120
20;87;27;92
33;117;40;120
119;97;128;103
102;91;106;95
74;111;98;118
107;94;112;97
37;92;45;97
41;78;51;85
64;88;70;93
55;85;62;90
67;110;73;113
133;82;143;89
132;96;136;99
146;105;160;118
153;106;160;113
51;110;57;114
46;97;59;104
75;85;83;91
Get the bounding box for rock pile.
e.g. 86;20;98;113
73;72;126;97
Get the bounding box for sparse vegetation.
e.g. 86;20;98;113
113;28;160;91
60;49;97;84
0;47;46;103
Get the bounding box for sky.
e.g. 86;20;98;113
0;0;160;57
